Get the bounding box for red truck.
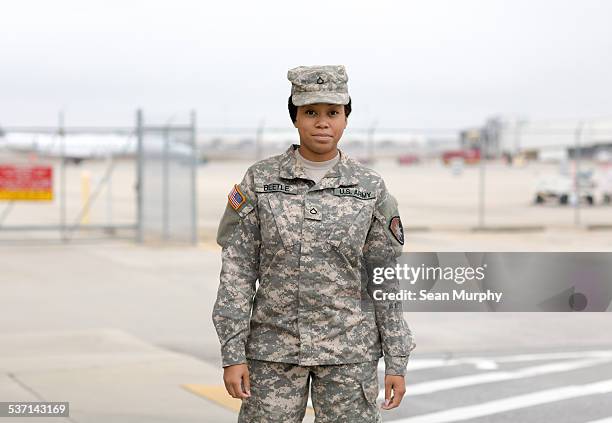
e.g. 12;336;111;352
441;149;481;165
397;154;420;166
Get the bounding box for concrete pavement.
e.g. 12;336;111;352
0;329;236;423
2;240;612;422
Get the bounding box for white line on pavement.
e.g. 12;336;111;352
379;357;612;398
391;378;612;423
585;418;612;423
378;350;612;372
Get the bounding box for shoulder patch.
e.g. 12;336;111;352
217;183;255;247
389;216;404;245
228;184;247;211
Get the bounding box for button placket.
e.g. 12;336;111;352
297;193;322;362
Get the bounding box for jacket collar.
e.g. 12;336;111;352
279;144;359;188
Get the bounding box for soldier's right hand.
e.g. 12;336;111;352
223;363;251;399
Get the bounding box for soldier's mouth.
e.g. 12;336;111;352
312;134;333;141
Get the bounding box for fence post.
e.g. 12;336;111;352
367;121;377;163
478;130;487;229
190;110;198;245
105;150;114;230
59;111;67;242
255;120;265;161
136;109;144;243
162;123;169;241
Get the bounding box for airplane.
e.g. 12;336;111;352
0;130;190;164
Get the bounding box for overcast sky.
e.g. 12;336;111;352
1;0;611;130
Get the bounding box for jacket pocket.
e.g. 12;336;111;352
360;378;379;407
255;191;302;251
325;198;373;267
358;367;382;423
265;193;302;250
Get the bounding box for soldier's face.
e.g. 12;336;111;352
294;103;347;161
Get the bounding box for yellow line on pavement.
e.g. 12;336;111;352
181;384;315;415
182;384;242;412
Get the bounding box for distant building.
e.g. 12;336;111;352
462;116;612;161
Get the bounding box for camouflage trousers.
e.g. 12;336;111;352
238;358;382;423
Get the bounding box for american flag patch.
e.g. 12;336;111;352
228;184;246;211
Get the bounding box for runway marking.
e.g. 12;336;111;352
391;378;612;423
379;358;500;372
182;384;242;412
586;418;612;423
379;350;612;372
487;351;612;363
380;357;612;397
198;242;220;251
182;384;315;415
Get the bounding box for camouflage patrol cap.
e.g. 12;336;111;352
287;65;349;106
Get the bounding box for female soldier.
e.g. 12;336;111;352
212;65;415;423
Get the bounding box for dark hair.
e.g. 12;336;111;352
288;96;352;123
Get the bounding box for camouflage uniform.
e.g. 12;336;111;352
238;358;381;423
212;65;415;422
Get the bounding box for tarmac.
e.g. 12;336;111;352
0;329;235;423
1;154;612;242
2;155;612;422
2;240;612;422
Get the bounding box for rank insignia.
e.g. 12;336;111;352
389;216;404;245
228;184;246;211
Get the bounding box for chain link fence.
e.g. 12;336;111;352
197;120;612;233
0;110;198;244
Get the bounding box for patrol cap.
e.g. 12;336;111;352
287;65;349;106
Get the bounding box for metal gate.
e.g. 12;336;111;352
0;110;198;244
137;110;198;244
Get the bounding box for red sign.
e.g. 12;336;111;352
0;165;53;201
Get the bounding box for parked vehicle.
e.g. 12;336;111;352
398;154;420;165
534;171;596;206
597;167;612;204
441;149;480;165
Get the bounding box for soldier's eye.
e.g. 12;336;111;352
329;110;339;116
305;110;316;116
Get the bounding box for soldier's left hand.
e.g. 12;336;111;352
381;374;406;410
